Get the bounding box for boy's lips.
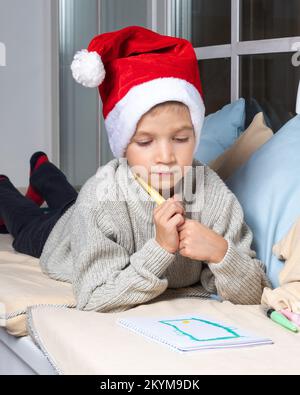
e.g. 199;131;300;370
157;172;173;176
152;172;176;177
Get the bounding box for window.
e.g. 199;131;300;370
59;0;300;182
170;0;300;130
241;0;300;41
240;52;299;131
198;58;231;114
191;0;231;47
59;0;156;177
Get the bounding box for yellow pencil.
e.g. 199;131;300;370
134;173;166;205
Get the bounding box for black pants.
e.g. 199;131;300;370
0;162;78;258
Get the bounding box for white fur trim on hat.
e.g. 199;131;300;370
105;77;205;158
71;49;105;88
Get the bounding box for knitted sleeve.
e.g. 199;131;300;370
204;168;272;304
70;203;176;313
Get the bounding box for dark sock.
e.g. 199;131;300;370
25;152;49;206
0;175;9;233
30;151;49;175
0;223;8;234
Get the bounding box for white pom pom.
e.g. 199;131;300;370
71;49;105;88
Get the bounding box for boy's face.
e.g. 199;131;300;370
125;104;195;196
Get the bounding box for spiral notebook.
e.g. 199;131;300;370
118;314;273;352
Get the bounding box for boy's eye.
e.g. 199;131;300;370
175;138;189;143
136;138;189;146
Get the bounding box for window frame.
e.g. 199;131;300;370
167;0;300;103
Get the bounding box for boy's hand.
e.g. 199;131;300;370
178;219;228;263
154;195;185;254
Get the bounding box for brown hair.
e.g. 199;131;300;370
147;101;189;116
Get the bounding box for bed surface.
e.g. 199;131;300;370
0;234;58;375
1;236;300;375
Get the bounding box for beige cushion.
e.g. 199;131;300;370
209;112;273;181
27;298;300;375
0;235;76;337
262;217;300;313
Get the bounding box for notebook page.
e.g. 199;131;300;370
118;314;273;352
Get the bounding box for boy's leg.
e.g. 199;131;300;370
25;151;49;206
0;152;49;234
0;176;9;233
0;177;73;258
11;207;70;258
0;177;45;238
30;162;78;210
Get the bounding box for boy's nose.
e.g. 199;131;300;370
155;142;176;164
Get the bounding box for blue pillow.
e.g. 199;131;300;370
195;98;245;164
226;115;300;288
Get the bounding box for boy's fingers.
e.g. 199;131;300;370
173;195;185;213
178;228;186;240
177;223;185;232
159;202;184;224
154;198;172;215
168;213;184;229
154;198;185;224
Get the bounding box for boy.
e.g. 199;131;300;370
0;26;270;312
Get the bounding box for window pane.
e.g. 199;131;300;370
198;58;231;115
241;0;300;41
60;0;100;188
192;0;231;46
240;53;300;132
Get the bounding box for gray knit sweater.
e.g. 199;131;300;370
39;157;271;312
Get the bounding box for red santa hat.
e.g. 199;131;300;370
71;25;205;158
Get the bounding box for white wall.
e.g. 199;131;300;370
0;0;59;188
